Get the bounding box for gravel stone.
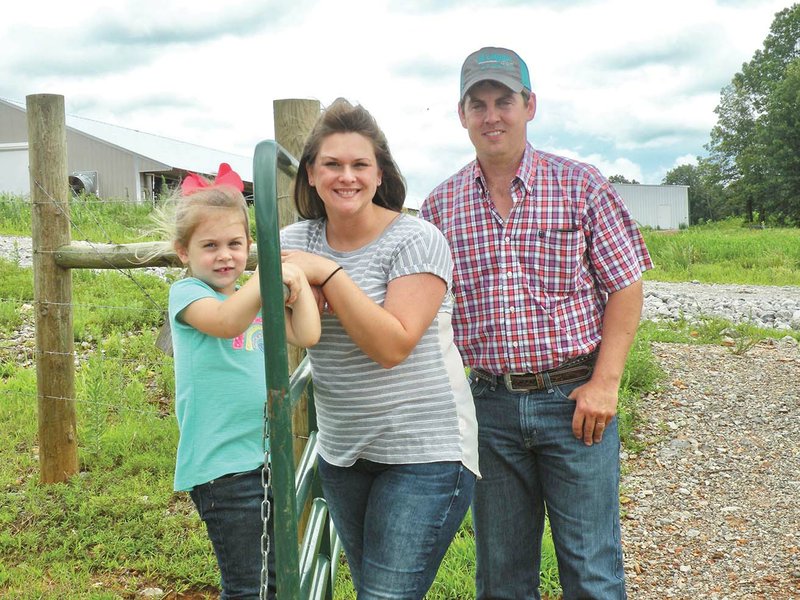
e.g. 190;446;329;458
622;340;800;598
642;280;800;331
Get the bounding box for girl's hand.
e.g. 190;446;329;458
281;262;305;305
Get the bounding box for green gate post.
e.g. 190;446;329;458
253;140;301;597
253;139;341;599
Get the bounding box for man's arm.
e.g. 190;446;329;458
568;278;644;446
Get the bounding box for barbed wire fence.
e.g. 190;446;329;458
5;97;339;598
0;193;183;458
0;191;276;462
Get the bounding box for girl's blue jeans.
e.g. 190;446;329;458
469;372;627;600
317;456;476;599
189;466;276;600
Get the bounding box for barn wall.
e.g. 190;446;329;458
612;183;689;230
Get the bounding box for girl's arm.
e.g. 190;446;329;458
282;250;444;368
282;262;321;348
178;271;261;338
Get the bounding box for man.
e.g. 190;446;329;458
420;47;652;599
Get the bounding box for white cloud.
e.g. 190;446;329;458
1;0;790;208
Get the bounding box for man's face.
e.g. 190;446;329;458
458;82;536;163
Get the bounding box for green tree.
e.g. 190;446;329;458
662;162;728;225
608;174;640;184
760;58;800;224
705;4;800;225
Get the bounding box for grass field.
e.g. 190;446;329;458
641;217;800;285
1;195;798;598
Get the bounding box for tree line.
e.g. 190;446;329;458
615;4;800;227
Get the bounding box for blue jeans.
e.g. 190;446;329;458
470;373;626;600
317;457;476;599
189;467;276;600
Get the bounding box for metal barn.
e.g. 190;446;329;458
0;97;253;201
612;183;689;230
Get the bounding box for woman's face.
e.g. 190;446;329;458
307;132;383;218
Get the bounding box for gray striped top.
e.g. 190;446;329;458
281;214;479;476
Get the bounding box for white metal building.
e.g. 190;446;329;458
612;183;689;230
0;97;254;201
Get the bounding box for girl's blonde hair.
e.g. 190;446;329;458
142;178;251;263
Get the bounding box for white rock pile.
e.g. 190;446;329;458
643;280;800;331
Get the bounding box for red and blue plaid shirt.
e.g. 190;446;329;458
421;143;653;375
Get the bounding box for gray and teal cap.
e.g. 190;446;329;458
460;47;531;100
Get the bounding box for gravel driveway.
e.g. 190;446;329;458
622;339;800;598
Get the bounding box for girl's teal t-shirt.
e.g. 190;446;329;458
168;277;267;491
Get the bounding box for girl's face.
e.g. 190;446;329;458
307;132;383;218
175;208;250;295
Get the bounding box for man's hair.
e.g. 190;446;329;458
460;80;531;111
294;98;406;220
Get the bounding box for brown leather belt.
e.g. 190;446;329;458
472;352;597;393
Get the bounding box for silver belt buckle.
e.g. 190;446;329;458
503;373;523;392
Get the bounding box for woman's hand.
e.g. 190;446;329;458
281;250;338;286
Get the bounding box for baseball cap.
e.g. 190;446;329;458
460;47;531;100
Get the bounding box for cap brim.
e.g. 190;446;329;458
461;74;525;100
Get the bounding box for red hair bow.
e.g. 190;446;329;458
181;163;244;195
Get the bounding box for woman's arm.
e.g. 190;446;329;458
282;250;445;368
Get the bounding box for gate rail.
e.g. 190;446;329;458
253;140;341;599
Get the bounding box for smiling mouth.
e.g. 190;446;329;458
334;189;360;197
485;130;504;137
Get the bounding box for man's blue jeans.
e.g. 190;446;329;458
318;457;476;599
189;467;276;600
469;373;626;600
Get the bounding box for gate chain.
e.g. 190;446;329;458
259;399;272;600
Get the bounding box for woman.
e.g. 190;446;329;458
281;98;478;599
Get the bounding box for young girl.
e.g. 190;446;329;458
165;163;320;599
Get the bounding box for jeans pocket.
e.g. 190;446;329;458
469;375;491;399
551;378;590;402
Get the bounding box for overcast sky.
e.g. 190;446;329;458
1;0;790;208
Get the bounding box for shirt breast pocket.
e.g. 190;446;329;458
526;228;585;296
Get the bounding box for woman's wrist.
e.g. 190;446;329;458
320;266;343;288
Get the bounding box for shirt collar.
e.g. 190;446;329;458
471;142;538;197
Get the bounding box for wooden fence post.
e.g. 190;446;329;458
27;93;78;483
273;99;320;464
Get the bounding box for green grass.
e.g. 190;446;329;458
1;204;799;598
641;217;800;284
0;323;216;598
0;193;157;241
0;194;258;242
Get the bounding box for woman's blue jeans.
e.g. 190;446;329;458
189;467;276;600
317;457;476;599
470;373;627;600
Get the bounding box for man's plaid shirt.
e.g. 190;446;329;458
421;143;653;375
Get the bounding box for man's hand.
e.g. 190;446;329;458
569;378;619;446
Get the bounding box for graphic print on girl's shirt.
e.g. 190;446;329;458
232;317;263;352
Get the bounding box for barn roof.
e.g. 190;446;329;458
0;97;253;181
